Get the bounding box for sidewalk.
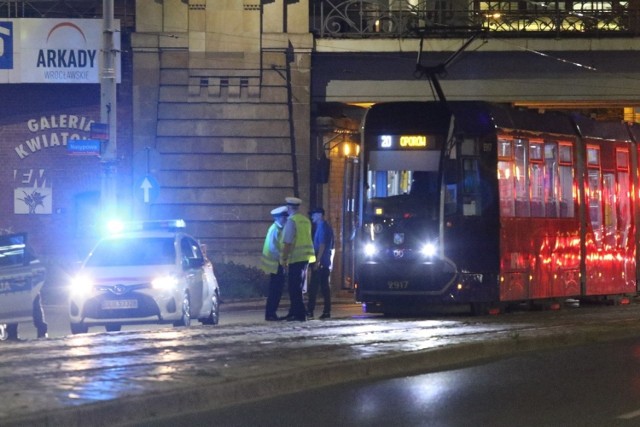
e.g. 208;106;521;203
4;300;640;426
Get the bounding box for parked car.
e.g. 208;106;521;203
68;219;220;334
0;232;47;340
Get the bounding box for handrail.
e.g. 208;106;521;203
311;0;638;38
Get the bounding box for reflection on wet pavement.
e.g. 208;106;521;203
3;304;640;425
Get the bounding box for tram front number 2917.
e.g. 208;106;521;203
388;280;409;289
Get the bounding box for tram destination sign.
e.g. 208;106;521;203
378;135;432;150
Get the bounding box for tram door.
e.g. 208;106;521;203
341;155;359;290
583;144;635;295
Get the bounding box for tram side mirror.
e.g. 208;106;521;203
316;154;331;184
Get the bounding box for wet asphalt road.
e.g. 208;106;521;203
4;300;640;426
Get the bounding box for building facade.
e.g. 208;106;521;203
1;0;640;292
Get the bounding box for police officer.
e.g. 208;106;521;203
6;293;48;340
280;197;316;321
260;206;288;321
307;207;334;319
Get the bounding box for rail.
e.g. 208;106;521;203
311;0;639;38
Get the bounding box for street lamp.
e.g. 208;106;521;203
100;0;118;222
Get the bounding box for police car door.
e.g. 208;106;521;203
180;237;205;315
0;234;44;324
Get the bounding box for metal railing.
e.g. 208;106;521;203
311;0;639;38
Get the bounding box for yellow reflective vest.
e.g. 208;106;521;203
287;213;316;264
260;222;283;274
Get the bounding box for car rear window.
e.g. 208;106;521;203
86;237;176;267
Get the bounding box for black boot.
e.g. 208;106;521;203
6;324;19;341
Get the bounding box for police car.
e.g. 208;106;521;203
0;232;47;340
68;220;220;334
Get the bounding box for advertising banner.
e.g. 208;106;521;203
0;18;121;84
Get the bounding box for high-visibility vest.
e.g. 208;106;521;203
288;213;316;264
260;223;282;274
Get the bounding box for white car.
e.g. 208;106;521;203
68;220;220;334
0;232;47;340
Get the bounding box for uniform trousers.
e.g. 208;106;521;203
287;261;309;320
307;265;331;316
265;266;285;319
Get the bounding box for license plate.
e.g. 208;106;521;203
102;299;138;309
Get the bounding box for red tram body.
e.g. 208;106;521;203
355;102;639;314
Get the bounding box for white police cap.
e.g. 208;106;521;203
270;206;288;216
285;197;302;206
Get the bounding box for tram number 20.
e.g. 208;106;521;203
388;280;409;289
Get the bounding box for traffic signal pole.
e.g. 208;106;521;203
100;0;117;220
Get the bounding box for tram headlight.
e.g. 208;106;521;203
421;242;437;257
364;243;378;257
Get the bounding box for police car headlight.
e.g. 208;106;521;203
151;275;179;290
421;242;437;257
70;274;94;296
364;243;378;257
105;219;125;234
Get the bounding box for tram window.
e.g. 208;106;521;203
461;138;477;156
559;144;572;164
514;139;530;216
587;146;600;166
544;143;559;217
498;138;515;217
617;149;629;170
602;173;617;246
498;159;515;217
373;171;387;198
498;139;513;159
617;149;631;247
544;141;575;218
529;141;547;217
558;143;574;218
530;158;544;217
559;163;574;218
367;169;436;199
462;158;480;216
587;168;603;245
529;142;543;161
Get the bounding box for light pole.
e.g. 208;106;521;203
100;0;117;221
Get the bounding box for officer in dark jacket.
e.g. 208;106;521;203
306;207;334;319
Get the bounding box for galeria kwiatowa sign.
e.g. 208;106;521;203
0;19;121;220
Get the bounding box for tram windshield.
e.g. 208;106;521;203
365;149;441;220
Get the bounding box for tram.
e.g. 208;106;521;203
355;101;640;315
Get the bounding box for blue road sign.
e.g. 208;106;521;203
138;175;160;204
67;139;101;155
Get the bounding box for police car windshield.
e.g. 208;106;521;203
86;237;176;267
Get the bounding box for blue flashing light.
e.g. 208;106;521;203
105;219;187;235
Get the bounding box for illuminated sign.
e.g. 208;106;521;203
378;135;430;150
400;135;426;147
0;19;121;84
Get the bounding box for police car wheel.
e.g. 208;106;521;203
200;291;220;325
0;324;7;341
105;324;122;332
70;322;89;334
173;293;191;327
